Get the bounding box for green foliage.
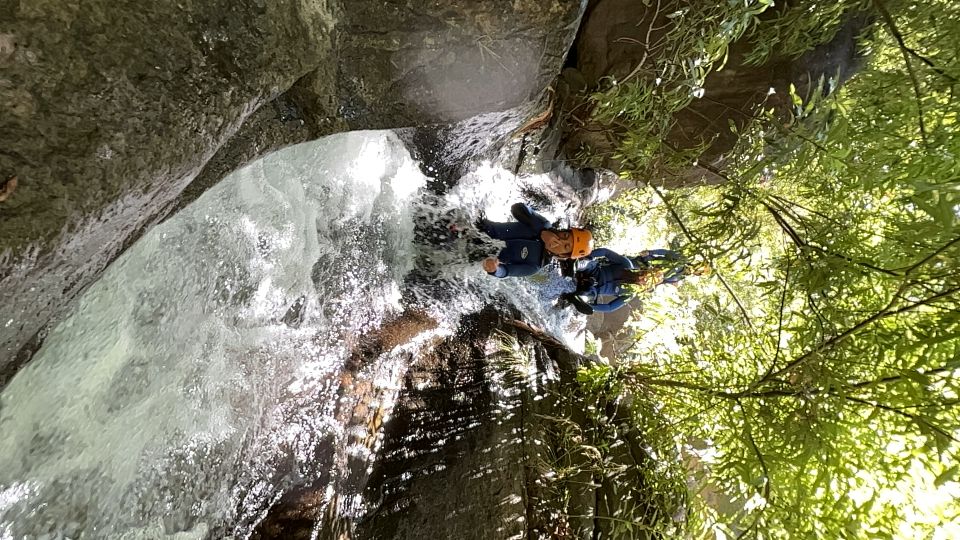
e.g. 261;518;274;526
745;1;868;65
578;0;960;538
525;358;690;539
582;0;772;176
585;186;656;244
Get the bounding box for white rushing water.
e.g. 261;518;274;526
0;131;581;539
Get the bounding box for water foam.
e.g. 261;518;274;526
0;130;583;538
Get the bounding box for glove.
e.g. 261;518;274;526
560;293;594;315
575;273;597;293
474;212;490;235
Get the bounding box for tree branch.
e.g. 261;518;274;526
619;0;661;86
872;0;958;83
646;182;755;329
848;363;960;389
872;0;929;145
844;395;959;443
899;234;960;275
765;284;960;381
736;400;771;540
759;259;792;382
759;196;902;277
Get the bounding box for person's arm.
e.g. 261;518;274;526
498;262;541;277
482;257;540;278
660;269;683;284
588;247;635;269
561;294;594;315
591;295;630;313
643;249;684;262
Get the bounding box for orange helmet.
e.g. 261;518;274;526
570;228;594;259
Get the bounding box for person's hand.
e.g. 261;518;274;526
474;212;489;233
482;257;500;273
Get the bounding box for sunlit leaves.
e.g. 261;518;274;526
586;1;960;538
743;0;865;65
582;0;774;176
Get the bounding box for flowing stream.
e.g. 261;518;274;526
0;131;580;539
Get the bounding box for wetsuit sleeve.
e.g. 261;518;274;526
589;247;635;269
661;269;684;284
487;261;540;278
498;262;540;278
592;296;630;313
644;249;684;262
644;249;685;283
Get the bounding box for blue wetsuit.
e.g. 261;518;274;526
576;248;636;313
480;203;554;278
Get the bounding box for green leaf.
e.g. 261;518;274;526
902;370;932;387
934;465;959;487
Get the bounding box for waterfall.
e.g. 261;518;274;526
0;131;581;539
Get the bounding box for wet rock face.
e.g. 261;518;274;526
252;308;578;540
334;0;582;129
249;307;508;539
0;0;337;381
0;0;584;383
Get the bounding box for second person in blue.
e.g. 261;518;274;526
571;248;649;313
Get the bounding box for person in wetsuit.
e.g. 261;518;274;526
562;248;710;315
478;203;594;278
565;248;654;314
560;248;684;315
